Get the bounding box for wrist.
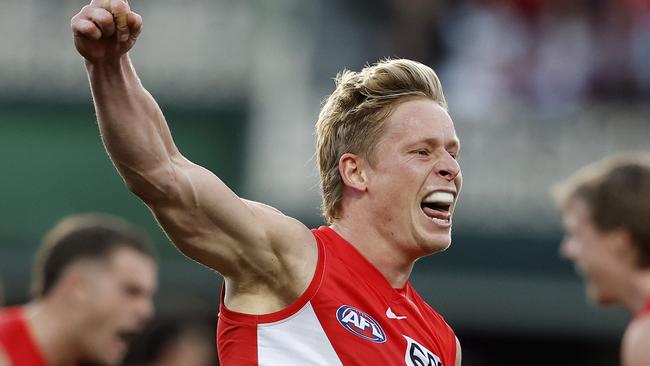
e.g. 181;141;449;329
85;55;129;74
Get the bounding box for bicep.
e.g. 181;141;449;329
455;337;462;366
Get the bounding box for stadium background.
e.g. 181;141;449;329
1;0;650;364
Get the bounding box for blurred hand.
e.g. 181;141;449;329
71;0;142;63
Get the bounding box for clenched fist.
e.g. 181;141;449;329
71;0;142;63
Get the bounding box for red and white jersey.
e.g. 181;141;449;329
217;226;457;365
0;306;47;366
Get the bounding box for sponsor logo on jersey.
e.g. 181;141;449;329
336;305;387;343
404;335;443;366
386;306;407;320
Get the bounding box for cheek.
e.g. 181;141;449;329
580;246;614;275
89;288;127;322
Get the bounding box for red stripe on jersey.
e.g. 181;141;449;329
0;307;47;366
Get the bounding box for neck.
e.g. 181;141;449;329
620;271;650;315
330;220;416;288
25;299;81;366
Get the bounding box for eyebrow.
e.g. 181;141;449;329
415;137;461;151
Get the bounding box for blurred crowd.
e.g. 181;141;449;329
387;0;650;119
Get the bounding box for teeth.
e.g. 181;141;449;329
430;217;449;224
423;191;454;204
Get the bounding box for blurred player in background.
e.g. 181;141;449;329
122;317;215;366
0;214;157;366
555;153;650;366
71;0;462;364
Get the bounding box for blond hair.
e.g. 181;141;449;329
554;153;650;266
316;59;447;223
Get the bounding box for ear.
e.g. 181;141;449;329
611;229;640;266
339;153;368;192
58;266;90;303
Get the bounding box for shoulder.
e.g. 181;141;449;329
622;315;650;366
0;347;11;366
244;199;315;246
0;307;22;334
0;306;19;319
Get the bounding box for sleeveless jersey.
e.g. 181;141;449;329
217;226;457;365
0;306;47;366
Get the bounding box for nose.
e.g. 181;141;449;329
559;237;578;259
137;297;155;323
436;153;460;181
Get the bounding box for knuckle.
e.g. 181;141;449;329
111;0;127;12
81;20;97;34
80;5;96;16
94;12;113;26
88;9;113;28
70;15;80;28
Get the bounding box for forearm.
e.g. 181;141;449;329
86;55;181;198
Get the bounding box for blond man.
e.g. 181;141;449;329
71;1;462;365
555;154;650;366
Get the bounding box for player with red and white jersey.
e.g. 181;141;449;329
70;2;463;365
218;226;457;365
556;154;650;366
0;307;47;366
0;214;157;366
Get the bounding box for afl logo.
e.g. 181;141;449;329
336;305;387;343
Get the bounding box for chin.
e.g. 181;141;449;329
80;357;117;366
421;234;452;254
586;285;618;307
433;241;451;253
94;351;123;366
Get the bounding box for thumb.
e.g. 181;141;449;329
107;0;130;42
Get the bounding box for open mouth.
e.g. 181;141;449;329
116;329;139;345
421;191;454;224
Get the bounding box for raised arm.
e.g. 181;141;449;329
70;0;316;306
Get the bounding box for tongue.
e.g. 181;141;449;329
422;206;451;220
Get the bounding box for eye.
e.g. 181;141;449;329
123;283;143;297
413;149;429;156
448;151;459;160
